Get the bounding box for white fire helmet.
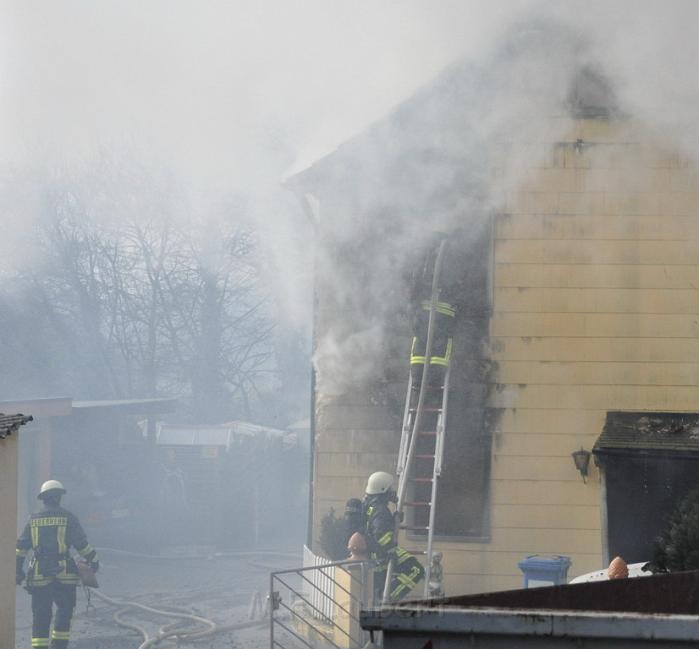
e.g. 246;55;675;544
365;471;394;496
38;480;66;499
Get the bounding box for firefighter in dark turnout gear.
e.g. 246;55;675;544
16;480;99;649
363;472;424;602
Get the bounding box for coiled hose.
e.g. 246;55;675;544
92;588;269;648
89;549;299;648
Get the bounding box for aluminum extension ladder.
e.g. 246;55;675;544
383;239;450;602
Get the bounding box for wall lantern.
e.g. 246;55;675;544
571;448;592;483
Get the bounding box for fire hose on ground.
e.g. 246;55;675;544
84;549;298;647
91;588;268;648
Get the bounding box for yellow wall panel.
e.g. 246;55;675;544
311;119;699;596
313;475;366;503
490;383;699;411
670;168;699;192
496;214;699;241
575;118;629;142
316;429;398;453
495;408;606;435
491;312;699;338
636;145;680;169
486;526;602;555
494;360;699;386
428;525;600;557
494;432;599;457
495;263;699;289
558;191;607;215
518;168;583;193
492;479;601;506
437;549;601;577
315;451;396;478
490;455;597;483
495;239;699;264
506;191;560;215
492;504;600;530
661;191;699;216
560;145;592;169
604;191;665;216
494;287;699;313
583;168;671;193
438;550;532;576
438;122;698;593
490;336;699;362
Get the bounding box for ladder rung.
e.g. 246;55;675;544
405;501;431;507
405;549;428;555
418;431;437;436
401;525;429;531
409;407;442;413
409;477;433;483
415;453;435;459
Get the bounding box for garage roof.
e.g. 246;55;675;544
594;411;699;456
0;413;33;440
71;398;177;415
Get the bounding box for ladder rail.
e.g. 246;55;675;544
396;371;414;476
384;238;447;604
434;365;450;478
423;363;451;597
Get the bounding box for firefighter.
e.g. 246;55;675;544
344;498;365;543
408;232;461;393
16;480;99;649
363;471;424;602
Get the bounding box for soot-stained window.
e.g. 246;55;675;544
407;224;494;540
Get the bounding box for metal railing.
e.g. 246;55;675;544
269;555;375;649
302;545;338;622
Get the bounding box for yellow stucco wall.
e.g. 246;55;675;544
312;116;699;597
312;392;400;541
434;117;699;595
0;434;18;649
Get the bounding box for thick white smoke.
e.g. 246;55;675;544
3;1;699;391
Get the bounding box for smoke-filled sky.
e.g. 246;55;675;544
1;0;534;186
3;0;699;182
3;0;699;332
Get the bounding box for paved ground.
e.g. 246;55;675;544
16;548;300;649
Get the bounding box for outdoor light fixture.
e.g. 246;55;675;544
571;448;592;483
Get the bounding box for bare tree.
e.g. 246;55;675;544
1;158;275;421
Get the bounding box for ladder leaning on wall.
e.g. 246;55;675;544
384;238;450;601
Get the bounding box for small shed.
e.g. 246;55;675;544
0;413;33;649
1;396;177;552
154;421;306;549
594;411;699;564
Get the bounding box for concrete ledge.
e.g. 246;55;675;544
361;607;699;642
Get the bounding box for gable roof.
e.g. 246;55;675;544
286;21;617;197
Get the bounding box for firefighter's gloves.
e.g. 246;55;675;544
89;560;99;573
16;569;25;585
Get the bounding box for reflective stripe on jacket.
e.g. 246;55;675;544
16;506;97;587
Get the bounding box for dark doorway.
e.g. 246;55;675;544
604;454;699;563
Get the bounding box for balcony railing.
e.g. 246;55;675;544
269;547;375;649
